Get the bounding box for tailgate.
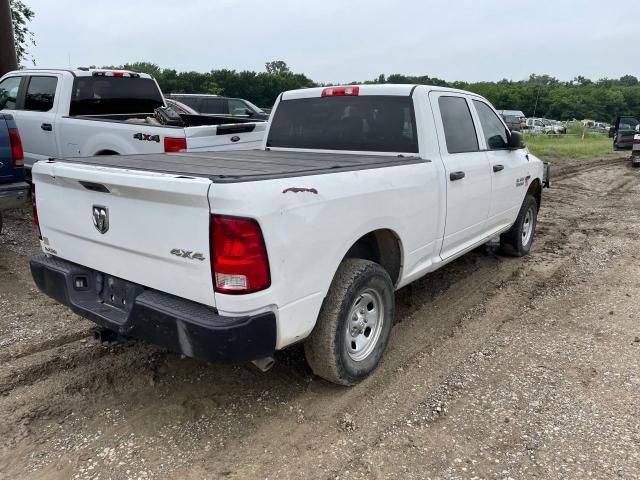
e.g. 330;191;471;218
32;161;216;307
185;123;266;151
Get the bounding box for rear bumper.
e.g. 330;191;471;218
30;254;277;363
0;181;29;211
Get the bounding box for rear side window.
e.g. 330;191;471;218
201;98;227;115
473;100;509;149
0;76;21;110
69;77;164;116
24;76;58;112
438;96;478;154
173;96;201;111
267;96;418;153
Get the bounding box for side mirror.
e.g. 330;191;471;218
245;108;254;117
608;127;615;138
508;130;525;149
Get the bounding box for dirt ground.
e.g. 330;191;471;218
1;154;639;480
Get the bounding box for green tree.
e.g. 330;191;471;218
10;0;35;65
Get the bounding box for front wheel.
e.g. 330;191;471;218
500;194;538;257
304;259;394;386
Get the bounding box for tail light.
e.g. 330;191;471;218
164;136;187;152
321;86;359;97
32;185;41;240
634;137;640;145
211;215;270;294
8;128;24;168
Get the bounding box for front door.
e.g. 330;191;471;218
471;99;530;230
430;92;493;259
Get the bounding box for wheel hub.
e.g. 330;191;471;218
345;289;385;362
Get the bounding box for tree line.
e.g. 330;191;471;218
105;61;640;122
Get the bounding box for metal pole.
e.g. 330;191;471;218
0;0;18;76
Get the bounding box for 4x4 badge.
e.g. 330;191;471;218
92;205;109;234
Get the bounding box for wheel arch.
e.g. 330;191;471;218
94;149;119;156
528;178;542;210
341;228;404;287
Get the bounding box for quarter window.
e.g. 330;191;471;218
438;96;479;154
24;76;58;112
473;100;509;149
0;76;21;111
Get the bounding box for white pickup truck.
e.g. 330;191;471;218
30;84;548;385
0;68;267;179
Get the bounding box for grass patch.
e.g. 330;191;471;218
524;129;614;161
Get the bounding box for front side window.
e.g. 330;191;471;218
24;76;58;112
473;100;509;149
229;99;249;116
438;96;479;154
0;76;22;111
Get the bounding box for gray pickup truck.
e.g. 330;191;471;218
0;113;29;233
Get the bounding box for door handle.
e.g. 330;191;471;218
493;164;504;172
449;171;465;181
41;123;53;131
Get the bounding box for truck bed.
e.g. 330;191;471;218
54;150;427;183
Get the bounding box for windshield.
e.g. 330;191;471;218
619;117;639;130
267;96;418;153
504;115;519;123
69;77;164;116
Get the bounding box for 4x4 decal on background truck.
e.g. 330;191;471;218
133;133;160;143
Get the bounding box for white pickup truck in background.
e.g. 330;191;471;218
30;84;548;385
0;68;267;178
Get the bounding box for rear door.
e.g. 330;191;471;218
11;75;61;167
471;99;529;230
33;162;216;306
430;92;492;259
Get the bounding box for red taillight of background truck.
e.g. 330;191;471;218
164;136;187;153
8;128;24;168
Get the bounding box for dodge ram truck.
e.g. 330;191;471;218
0;68;267;179
30;84;547;385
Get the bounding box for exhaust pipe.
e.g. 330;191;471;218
251;356;275;372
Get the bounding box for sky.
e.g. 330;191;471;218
22;0;636;84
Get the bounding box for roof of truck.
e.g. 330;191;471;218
2;68;153;79
281;84;483;100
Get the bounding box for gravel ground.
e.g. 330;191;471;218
0;155;639;479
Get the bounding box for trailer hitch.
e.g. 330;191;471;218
93;327;129;345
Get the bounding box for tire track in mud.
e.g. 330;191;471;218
0;157;637;479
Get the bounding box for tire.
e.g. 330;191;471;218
500;194;538;257
304;259;394;386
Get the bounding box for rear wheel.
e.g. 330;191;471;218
500;194;538;257
304;259;394;386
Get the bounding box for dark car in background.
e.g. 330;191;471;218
165;94;269;120
610;115;639;150
0;113;28;233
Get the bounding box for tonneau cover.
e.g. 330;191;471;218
54;150;426;183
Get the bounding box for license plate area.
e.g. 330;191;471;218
98;274;140;313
